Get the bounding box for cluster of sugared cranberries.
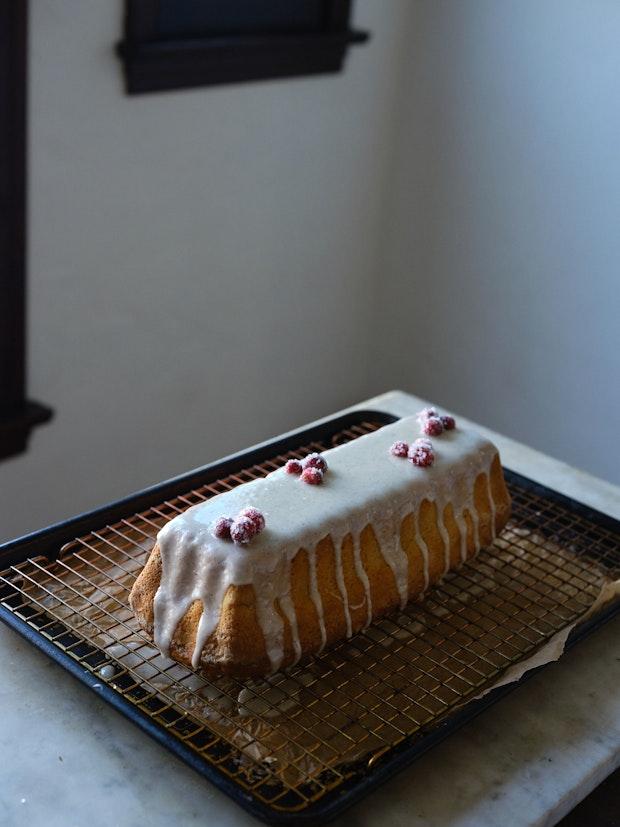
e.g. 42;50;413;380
416;406;456;436
408;438;435;467
212;506;266;545
284;452;329;485
390;436;436;467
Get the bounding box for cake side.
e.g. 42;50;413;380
129;413;511;678
130;455;510;678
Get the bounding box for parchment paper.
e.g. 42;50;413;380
473;577;620;700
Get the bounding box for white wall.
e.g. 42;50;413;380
2;0;619;543
0;0;412;541
374;0;620;485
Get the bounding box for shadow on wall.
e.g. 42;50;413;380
372;0;620;487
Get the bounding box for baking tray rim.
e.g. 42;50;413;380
1;408;619;825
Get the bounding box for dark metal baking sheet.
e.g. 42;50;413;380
1;408;619;825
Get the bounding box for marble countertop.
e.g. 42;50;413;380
2;390;619;827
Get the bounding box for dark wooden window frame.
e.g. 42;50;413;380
0;0;52;461
117;0;369;95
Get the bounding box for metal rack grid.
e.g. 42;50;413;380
1;417;619;824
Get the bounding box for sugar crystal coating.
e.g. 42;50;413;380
239;507;265;534
301;466;324;485
212;516;233;540
416;407;437;422
408;438;435;467
422;416;444;437
230;515;257;545
390;440;409;458
304;453;328;473
285;459;303;475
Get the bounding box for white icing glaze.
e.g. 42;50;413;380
153;415;499;674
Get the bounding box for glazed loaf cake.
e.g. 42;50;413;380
130;411;511;678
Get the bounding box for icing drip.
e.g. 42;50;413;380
413;515;431;591
333;543;353;638
469;498;481;551
436;508;452;576
279;589;302;665
351;534;373;628
307;547;327;651
255;590;285;672
454;510;469;563
153;415;499;672
373;506;409;609
190;563;228;669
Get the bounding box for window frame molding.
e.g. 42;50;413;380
0;0;52;461
117;0;369;95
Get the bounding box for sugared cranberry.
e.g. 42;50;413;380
239;507;265;534
390;440;409;458
422;416;444;437
230;516;257;545
304;453;328;473
285;459;303;475
408;439;435;467
301;466;324;485
416;407;437;422
212;516;233;540
440;414;456;430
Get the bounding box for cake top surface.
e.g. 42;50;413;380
153;412;500;671
157;414;496;570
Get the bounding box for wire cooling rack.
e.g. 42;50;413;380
1;410;619;825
